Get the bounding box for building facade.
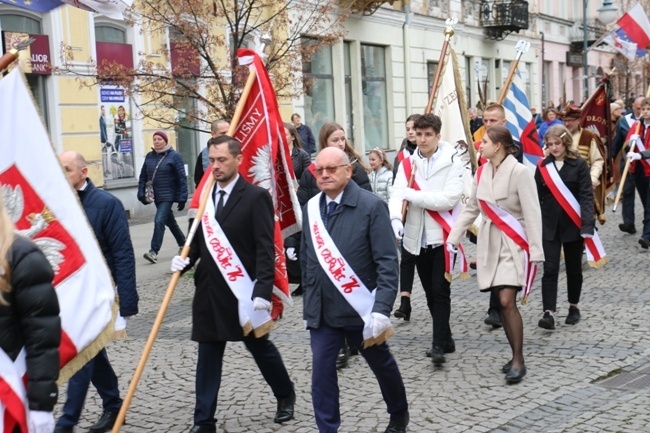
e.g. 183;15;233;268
1;1;645;218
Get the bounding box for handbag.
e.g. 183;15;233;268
144;154;166;204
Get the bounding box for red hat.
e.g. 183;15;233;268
153;131;168;144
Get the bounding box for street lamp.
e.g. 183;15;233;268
583;0;619;100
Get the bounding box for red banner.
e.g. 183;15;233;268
580;77;613;190
190;49;301;305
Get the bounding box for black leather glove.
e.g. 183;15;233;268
177;201;186;211
138;196;149;205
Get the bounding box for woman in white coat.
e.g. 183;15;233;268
447;126;544;384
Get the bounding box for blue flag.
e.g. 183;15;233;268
0;0;64;13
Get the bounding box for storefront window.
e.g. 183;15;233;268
302;38;334;140
360;44;388;151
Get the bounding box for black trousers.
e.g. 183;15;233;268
415;245;452;346
621;167;649;235
399;244;417;294
193;338;293;427
541;236;585;312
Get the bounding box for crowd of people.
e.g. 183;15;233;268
4;94;647;433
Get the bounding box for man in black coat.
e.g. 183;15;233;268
56;151;139;433
171;136;295;433
301;147;408;433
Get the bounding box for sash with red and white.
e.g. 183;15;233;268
537;162;607;267
0;349;27;433
396;148;410;165
401;157;469;282
307;194;393;347
628;127;650;174
476;165;538;301
201;196;273;338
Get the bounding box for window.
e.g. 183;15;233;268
427;61;438;99
1;13;48;125
343;42;354;144
361;44;388;151
302;38;334;141
95;23;136;182
95;25;126;44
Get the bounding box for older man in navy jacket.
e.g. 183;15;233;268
56;151;138;433
301;147;408;433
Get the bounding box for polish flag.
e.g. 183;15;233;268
0;69;116;432
616;2;650;48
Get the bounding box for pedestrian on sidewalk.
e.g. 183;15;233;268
170;135;295;433
56;151;139;433
137;131;188;264
301;146;409;433
448;126;544;384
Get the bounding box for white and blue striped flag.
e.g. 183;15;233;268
503;70;544;170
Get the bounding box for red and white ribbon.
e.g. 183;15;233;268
396;148;410;164
537;162;607;267
201;198;272;336
476;165;538;300
402;157;469;281
0;349;27;433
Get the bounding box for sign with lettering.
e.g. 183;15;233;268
2;32;51;75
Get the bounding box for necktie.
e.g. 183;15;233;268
216;190;225;222
326;201;337;228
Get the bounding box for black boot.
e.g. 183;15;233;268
394;296;411;321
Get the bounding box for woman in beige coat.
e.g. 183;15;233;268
448;126;544;384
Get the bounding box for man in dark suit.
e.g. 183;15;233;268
301;147;409;433
171;135;295;433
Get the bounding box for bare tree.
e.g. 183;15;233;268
60;0;348;133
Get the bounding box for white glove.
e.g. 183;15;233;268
115;314;126;331
371;312;392;338
170;255;190;272
402;188;417;202
285;247;297;261
627;151;642;161
29;411;54;433
581;233;594;239
253;297;272;311
446;242;458;254
391;219;404;240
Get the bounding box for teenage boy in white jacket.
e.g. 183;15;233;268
389;113;465;365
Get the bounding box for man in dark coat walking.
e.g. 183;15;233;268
170;135;295;433
301;147;408;433
56;151;139;433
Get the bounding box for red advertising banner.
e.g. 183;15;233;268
2;32;51;75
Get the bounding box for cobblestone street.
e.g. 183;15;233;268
56;207;650;432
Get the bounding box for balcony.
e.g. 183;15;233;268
480;0;530;41
339;0;397;16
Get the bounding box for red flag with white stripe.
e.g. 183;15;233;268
0;69;116;432
190;49;301;305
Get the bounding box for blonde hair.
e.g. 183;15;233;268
368;147;393;170
544;125;580;159
0;190;14;301
318;122;370;172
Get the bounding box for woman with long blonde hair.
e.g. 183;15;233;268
0;190;61;431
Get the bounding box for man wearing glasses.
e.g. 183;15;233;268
301;147;409;433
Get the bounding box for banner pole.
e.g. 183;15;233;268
110;66;258;433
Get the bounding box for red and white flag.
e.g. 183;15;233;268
190;49;301;305
0;69;116;432
616;2;650;49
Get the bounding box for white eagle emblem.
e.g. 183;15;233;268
248;144;276;201
3;184;66;274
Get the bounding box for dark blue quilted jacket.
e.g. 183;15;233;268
137;148;188;203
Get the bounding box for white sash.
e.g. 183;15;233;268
307;194;393;347
201;196;273;337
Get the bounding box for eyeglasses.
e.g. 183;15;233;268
314;164;349;175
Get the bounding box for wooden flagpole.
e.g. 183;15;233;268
111;67;258;433
0;37;35;73
612;84;650;213
496;40;530;105
403;18;457;223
